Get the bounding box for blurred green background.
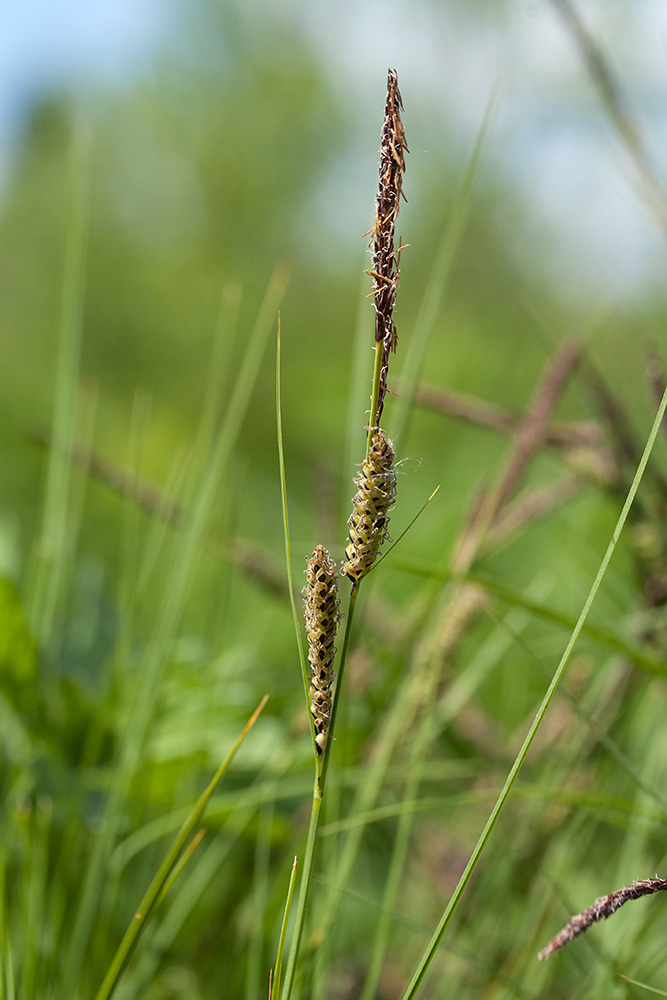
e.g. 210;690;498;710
3;1;667;997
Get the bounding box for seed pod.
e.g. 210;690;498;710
303;546;341;755
341;428;397;584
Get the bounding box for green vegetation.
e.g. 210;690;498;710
2;4;667;998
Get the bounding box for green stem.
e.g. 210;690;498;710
360;654;439;1000
281;586;359;999
399;386;667;1000
272;855;299;1000
280;777;323;1000
322;587;359;785
368;339;384;446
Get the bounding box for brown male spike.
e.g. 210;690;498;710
367;68;408;428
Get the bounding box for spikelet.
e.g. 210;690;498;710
341;428;397;584
367;68;408;427
303;546;341;754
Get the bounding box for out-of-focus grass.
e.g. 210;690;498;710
2;8;667;999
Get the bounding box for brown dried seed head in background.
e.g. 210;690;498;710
341;429;397;585
538;877;667;960
303;546;341;754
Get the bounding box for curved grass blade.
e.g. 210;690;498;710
25;119;91;651
62;268;287;990
93;695;268;1000
617;974;667;997
399;386;667;1000
275;315;309;708
369;485;441;576
271;856;298;1000
395;560;665;677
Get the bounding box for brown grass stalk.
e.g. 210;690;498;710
550;0;667;234
538;877;667;960
409;381;602;449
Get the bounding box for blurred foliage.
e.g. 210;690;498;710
2;1;667;998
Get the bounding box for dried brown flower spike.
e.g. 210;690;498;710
538;877;667;960
341;428;397;585
367;68;408;428
303;546;341;754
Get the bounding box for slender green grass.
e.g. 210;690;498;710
60;267;288;994
93;695;267;1000
271;855;298;1000
399;386;667;999
247;799;275;1000
395;561;667;677
6;35;667;1000
0;844;16;1000
24;121;91;656
618;975;667;997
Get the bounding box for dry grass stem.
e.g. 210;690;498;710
26;424;186;527
490;339;583;515
645;350;667;438
368;68;408;427
550;0;667;233
484;475;584;550
414;342;593;673
538;877;667;960
26;425;290;600
341;429;397;586
450;340;583;573
409;382;602;449
303;546;341;754
584;360;667;500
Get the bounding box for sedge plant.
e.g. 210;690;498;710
278;68;407;999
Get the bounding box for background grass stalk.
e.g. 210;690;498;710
276;318;310;711
93;696;268;1000
59;272;286;993
399;385;667;1000
25;119;90;655
360;662;440;1000
271;855;298;1000
280;778;324;1000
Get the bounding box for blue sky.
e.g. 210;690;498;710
0;0;177;177
2;0;666;299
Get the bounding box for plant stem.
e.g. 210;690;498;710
280;776;323;1000
281;586;359;999
368;338;384;444
322;587;358;785
399;385;667;1000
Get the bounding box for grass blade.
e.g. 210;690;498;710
271;856;299;1000
93;695;268;1000
25;119;91;652
399;386;667;999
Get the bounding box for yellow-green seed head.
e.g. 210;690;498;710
341;429;397;584
303;546;341;755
